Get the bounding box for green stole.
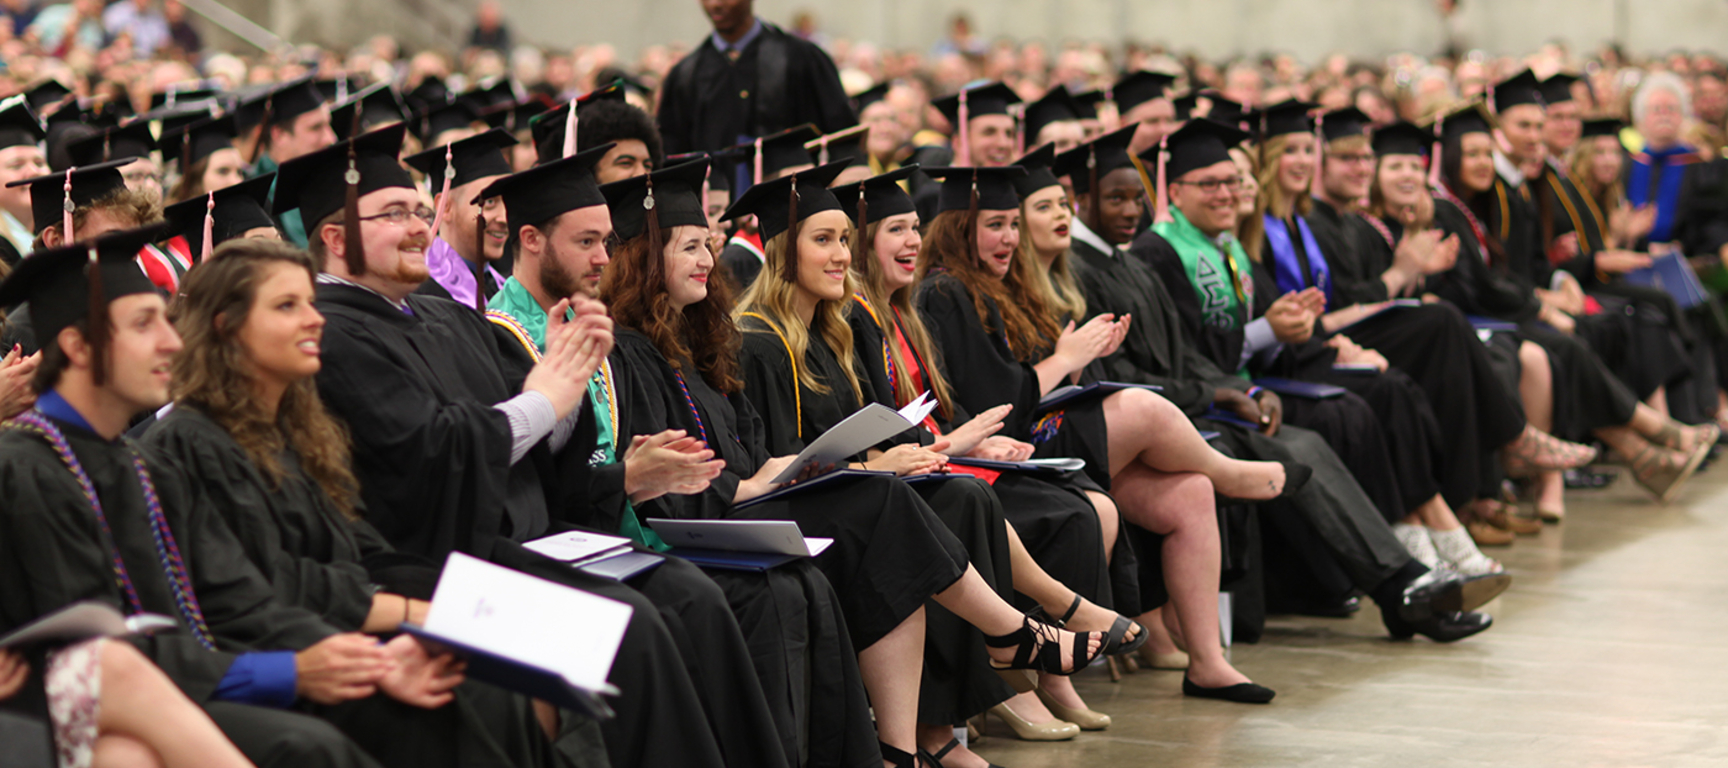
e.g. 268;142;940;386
1152;207;1255;332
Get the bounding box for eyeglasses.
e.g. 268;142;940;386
1172;177;1243;194
1330;153;1376;165
358;206;436;227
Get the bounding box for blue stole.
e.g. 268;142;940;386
1263;213;1330;303
1626;144;1696;244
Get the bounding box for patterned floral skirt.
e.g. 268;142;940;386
45;639;101;768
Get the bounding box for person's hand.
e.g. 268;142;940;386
0;650;27;700
1051;314;1119;371
1099;314;1132;358
1538;302;1577;334
377;634;464;709
1596;249;1653;274
1214;388;1263;425
941;404;1010;456
1254;389;1284;436
1265;290;1321;343
523;299;594;419
968;435;1035;461
623;430;726;502
0;346;38;419
1611;202;1657;245
295;633;392;705
734;455;798;503
1327;335;1389;372
864;442;950;476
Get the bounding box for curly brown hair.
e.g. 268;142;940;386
32;187;162;251
915;208;1061;360
599;225;744;393
168;239;362;519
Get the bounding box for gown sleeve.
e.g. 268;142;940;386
915;275;1042;441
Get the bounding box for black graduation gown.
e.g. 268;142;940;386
1640;156;1728;396
0;417;548;768
846;299;1142;616
312;282;777;768
1;303;36;356
657;20;856;155
1433;197;1642;439
719;242;764;292
735;316;1015;725
914;273;1114;490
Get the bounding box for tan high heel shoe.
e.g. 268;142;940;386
986;702;1079;741
1137;643;1190;670
1034;688;1110;730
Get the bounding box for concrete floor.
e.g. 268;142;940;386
971;465;1728;768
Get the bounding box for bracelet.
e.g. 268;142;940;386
1246;386;1264;399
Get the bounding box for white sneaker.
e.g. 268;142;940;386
1428;526;1505;576
1392;523;1442;569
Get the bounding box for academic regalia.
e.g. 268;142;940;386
719;234;765;289
658;19;856;155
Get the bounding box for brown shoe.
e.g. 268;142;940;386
1483;505;1543;535
1467;520;1515;546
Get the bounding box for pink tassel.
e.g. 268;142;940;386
428;143;455;238
1013;102;1025;158
61;168;74;242
817;136;830;165
957;88;971;166
701;162;712;216
562;101;578;159
200;191;214;262
1153;134;1173;225
753;136;764;184
1428;114;1445;190
1309;112;1326;198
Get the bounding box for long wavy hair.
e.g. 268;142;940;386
916;207;1061;360
1248;133;1307;261
599;225;743;393
1018;190;1087;322
735;222;864;402
851;216;957;419
1440;129;1508;264
168;239;361;519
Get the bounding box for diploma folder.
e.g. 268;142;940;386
946;457;1087;474
411;553;631;719
1036;382;1163;414
646;518;834;572
770;397;940;483
0;602;177;649
1623;251;1711;308
1251;377;1348;400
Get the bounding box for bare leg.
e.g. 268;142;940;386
1647;385;1669;417
92;735;164;768
93;640;254;768
1518;341;1553;432
1411;494;1462;530
1002;518;1138;646
1109;464;1249;688
861;608;925;767
1101;388;1289;499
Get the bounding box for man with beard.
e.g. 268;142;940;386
403;129;517;308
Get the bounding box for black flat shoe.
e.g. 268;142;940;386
1182;675;1276;703
1277;461;1313;498
1385;609;1493;642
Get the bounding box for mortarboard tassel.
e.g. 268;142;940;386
1428;114;1445;190
249;96;274;166
817;136;830;165
428;142;455;238
1086;146;1102;233
1154;134;1173;225
86;244;109;386
1013;102;1025;158
337;77;349;103
61;168;74;242
200;191;215;263
342;138;365;276
1309;112;1326;198
700;161;712;230
780;178;801;284
753;136;764;185
957;88;971;166
562;101;578;159
965;171;981;262
473;212;487;312
644;174;663;282
1126;149;1158;228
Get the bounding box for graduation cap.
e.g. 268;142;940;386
461;78;521;113
1071;89;1105;121
160;114;237;171
831;165;919;227
272;124;415;275
728;124;820;184
330;83;408;141
669;147;742;195
150;86;221;110
720;159;850;245
1435;100;1494;140
932;81;1022;126
1053;124;1139;196
234;75;326;133
411;98;480;145
851;82;890;115
1370;121;1432;158
599;157;712;242
1249;99;1317;141
403;128;516;190
0;97;46;149
7;158;135;235
1111;71;1177;115
472;142;613;237
23;80;73;113
1582;118;1624;139
923;165;1027;213
1022;86;1081;145
1011;143;1061;199
806;124;869;168
1539;73;1580;106
404;77;452;114
1318;107;1371;143
65;121;157;166
1491;69;1544;113
480;99;547;135
134;99;223;138
314;75;361;105
1159;118;1251;181
527;81;629;164
160;173;276;261
0;223;166;385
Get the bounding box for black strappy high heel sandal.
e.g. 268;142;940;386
1033;594;1149;656
925;737;1004;768
881;741;938;768
985;615;1104;690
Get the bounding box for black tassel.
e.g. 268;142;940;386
86;246;109;386
965;171;980;266
343;140;365;276
474;212;487;311
644;174;663;283
248;98;273;166
781;179;801;284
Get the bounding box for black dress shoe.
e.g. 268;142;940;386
1563;467;1617;489
1277;461;1313;498
1385;610;1493;642
1182;675;1276;703
1399;569;1511;621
